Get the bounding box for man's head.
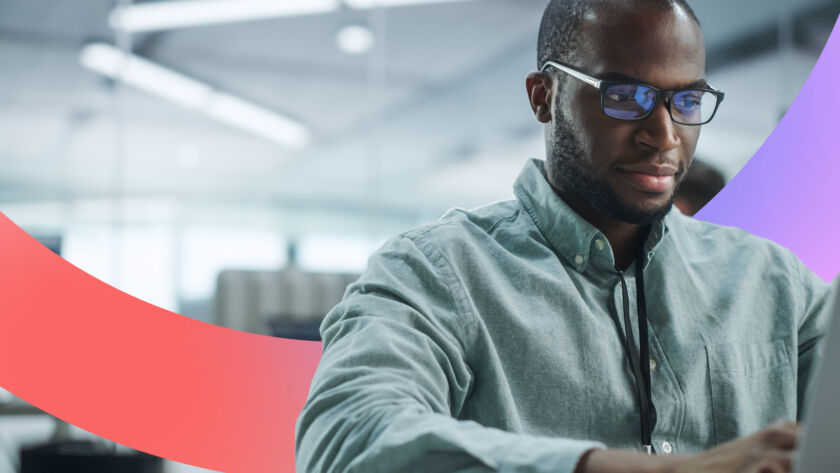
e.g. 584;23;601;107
526;0;706;225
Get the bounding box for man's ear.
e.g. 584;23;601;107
525;72;553;124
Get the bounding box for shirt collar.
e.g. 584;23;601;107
513;158;674;273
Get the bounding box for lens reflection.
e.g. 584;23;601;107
603;84;719;124
603;84;655;119
672;90;717;124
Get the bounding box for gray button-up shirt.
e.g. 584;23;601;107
296;158;829;473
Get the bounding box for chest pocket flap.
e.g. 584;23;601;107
706;339;795;444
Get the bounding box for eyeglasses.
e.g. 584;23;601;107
540;61;725;126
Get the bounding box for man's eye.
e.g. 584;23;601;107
606;92;634;102
677;98;700;109
676;92;703;109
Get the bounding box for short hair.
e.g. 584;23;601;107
537;0;701;69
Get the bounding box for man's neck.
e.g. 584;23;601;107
554;189;646;272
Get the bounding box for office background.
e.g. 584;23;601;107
0;0;838;471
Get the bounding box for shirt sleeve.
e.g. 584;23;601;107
295;234;604;473
791;253;833;419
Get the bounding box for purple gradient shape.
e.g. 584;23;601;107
696;16;840;282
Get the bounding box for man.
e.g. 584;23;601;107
296;1;830;472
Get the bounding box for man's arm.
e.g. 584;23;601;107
791;253;832;417
575;420;799;473
295;235;603;473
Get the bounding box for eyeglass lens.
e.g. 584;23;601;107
603;84;718;124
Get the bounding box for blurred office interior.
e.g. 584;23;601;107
0;0;838;471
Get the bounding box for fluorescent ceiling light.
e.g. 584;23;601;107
80;43;213;109
336;25;374;54
110;0;340;33
206;93;310;148
79;42;311;148
345;0;482;8
109;0;484;33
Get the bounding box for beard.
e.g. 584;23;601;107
545;107;679;225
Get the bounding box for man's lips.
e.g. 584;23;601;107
615;164;678;193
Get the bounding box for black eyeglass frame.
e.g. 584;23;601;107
540;60;725;126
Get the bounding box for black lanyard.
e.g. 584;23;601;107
616;249;657;454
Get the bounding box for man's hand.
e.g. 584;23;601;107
575;420;799;473
668;420;798;473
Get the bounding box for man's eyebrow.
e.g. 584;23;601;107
598;72;710;89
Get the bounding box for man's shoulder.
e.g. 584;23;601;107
673;211;751;240
366;199;529;271
670;211;797;262
400;199;524;245
359;199;526;297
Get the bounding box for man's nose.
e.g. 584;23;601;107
633;99;681;152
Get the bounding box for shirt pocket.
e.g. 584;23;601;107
706;339;796;445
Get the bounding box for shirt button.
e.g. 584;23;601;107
594;239;605;251
661;441;673;455
649;358;657;371
574;254;584;265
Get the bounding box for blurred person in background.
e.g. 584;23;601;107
673;159;726;216
296;1;829;472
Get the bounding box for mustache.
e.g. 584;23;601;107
613;157;687;178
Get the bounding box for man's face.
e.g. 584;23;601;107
545;5;706;224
